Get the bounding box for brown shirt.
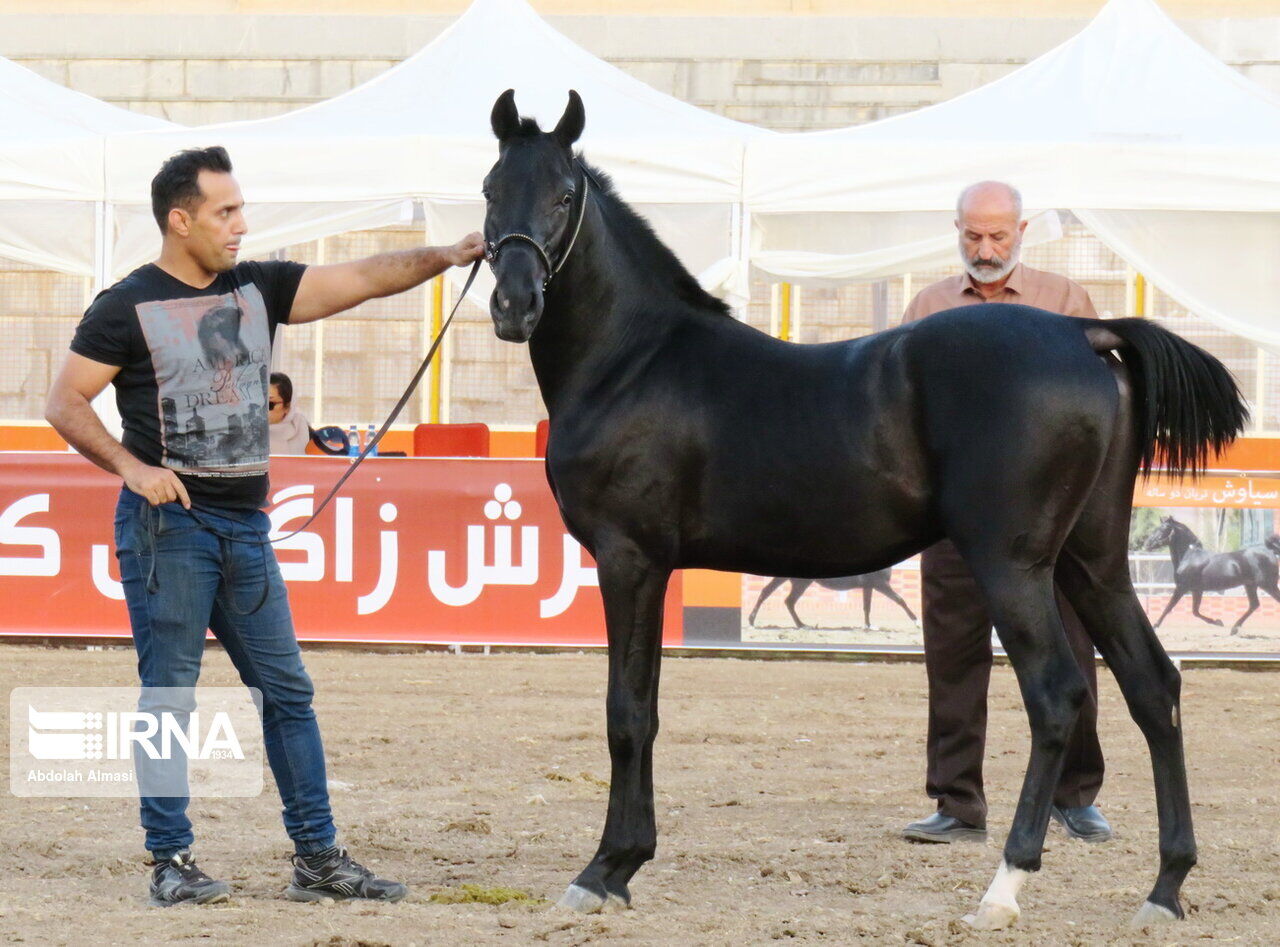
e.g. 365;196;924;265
901;262;1098;324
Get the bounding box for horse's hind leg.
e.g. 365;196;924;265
1056;541;1195;924
874;578;918;624
1231;585;1260;635
559;538;670;913
783;580;812;628
747;576;786;627
1053;375;1195;925
861;585;873;628
959;557;1089;930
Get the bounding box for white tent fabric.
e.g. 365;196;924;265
751;209;1063;287
0;55;171;274
105;0;770;300
744;0;1280;350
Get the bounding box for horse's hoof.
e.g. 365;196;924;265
962;900;1019;930
1131;900;1179;927
557;884;607;914
603;893;630;913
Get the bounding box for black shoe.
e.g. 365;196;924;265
148;850;231;907
285;846;408;902
902;811;987;843
1051;804;1112;842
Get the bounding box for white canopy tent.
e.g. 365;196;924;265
0;54;171;278
744;0;1280;351
105;0;771;304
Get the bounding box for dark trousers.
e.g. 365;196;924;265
921;540;1104;828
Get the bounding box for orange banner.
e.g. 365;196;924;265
1134;474;1280;508
0;453;682;646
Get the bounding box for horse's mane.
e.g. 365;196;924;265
577;158;732;317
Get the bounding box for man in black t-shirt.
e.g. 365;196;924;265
46;146;484;907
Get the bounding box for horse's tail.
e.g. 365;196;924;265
1084;318;1249;477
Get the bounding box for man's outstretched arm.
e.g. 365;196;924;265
45;353;191;508
287;232;486;325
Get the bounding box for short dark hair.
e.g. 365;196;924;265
270;372;293;405
151;146;233;233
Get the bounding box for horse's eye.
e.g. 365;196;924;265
561;192;573;207
482;188;492;201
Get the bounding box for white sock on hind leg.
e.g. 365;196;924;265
963;860;1030;929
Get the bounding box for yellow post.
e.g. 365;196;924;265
1134;272;1147;318
779;282;792;342
429;276;444;423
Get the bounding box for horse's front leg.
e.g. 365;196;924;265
747;576;786;627
1190;590;1223;626
559;540;670;914
1152;587;1185;628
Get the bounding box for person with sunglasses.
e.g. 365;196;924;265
267;371;311;455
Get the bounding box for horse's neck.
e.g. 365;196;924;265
1169;527;1200;566
528;202;676;416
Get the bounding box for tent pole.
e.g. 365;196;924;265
439;277;453;424
89;201;123;439
731;201;751;321
429;276;444;423
1255;348;1267;434
312;237;327;425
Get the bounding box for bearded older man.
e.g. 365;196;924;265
899;181;1111;846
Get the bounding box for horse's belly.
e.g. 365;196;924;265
681;482;935;578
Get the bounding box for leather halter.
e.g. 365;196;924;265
486;164;590;290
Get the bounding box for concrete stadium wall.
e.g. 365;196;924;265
1;11;1278;128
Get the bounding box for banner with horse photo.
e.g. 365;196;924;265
717;473;1280;660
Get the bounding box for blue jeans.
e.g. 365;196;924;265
114;488;336;859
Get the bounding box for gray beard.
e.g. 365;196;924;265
964;246;1020;285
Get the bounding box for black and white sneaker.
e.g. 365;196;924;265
148;850;231;907
284;846;408;903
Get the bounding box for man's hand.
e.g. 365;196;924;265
448;232;486;268
123;460;192;509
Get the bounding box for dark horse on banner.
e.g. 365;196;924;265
481;90;1247;929
1143;516;1280;635
747;569;918;629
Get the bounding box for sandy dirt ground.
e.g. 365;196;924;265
2;645;1279;946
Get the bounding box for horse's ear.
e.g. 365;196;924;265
553;90;585;148
491;89;520;142
1162;515;1172;523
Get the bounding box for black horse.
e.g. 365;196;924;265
482;90;1247;929
747;569;918;629
1142;516;1280;635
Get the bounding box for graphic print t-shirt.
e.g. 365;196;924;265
71;261;306;509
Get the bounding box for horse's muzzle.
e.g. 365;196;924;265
490;286;544;343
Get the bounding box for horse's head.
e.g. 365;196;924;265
484;89;586;343
1266;534;1280;556
1143;515;1178;551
